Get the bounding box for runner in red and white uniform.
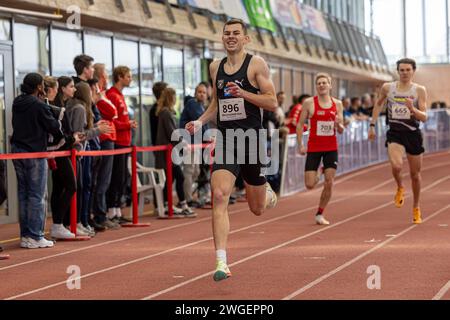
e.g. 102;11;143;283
296;73;344;225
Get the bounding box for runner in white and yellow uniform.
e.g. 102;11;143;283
369;58;428;224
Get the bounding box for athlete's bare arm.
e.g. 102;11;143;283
334;99;345;134
186;61;219;134
406;85;428;122
369;83;390;140
297;97;313;155
226;55;277;112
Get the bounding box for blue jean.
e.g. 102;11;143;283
12;146;48;240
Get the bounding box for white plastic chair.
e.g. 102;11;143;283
128;158;166;218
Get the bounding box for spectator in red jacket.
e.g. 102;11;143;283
286;94;310;134
105;66;137;221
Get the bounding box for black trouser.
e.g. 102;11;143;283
93;140;114;223
163;164;185;203
106;144;129;209
51;157;76;225
0;160;6;205
64;159;82;226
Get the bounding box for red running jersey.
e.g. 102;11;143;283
307;96;338;152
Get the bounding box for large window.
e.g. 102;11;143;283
405;0;424;59
0;19;11;41
368;0;450;64
84;34;113;75
114;39;140;144
140;43;163;148
14;23;49;93
184;49;201;98
163;48;183;115
425;0;447;62
51;29;82;77
371;0;403;63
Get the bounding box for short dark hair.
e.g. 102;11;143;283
396;58;416;71
20;73;43;95
223;18;248;35
73;54;94;76
152;81;168;100
277;91;285;97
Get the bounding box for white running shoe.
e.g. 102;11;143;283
315;214;330;225
265;183;278;209
20;237;30;248
25;237;55;249
51;224;76;240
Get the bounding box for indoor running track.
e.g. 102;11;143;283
0;151;449;300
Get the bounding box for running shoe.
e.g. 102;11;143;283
413;207;422;224
315;214;330;225
265;183;278;209
213;260;232;282
394;187;405;208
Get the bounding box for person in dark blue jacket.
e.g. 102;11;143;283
11;73;64;249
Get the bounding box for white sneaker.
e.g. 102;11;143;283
25;237;55;249
115;207;122;218
84;225;96;237
265;183;278;209
76;223;90;237
107;208;116;220
315;214;330;225
51;224;76;240
20;237;30;248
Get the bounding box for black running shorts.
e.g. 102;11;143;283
305;151;338;172
386;129;425;155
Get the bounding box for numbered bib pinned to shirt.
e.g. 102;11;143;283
392;104;411;120
317;121;335;136
219;98;247;121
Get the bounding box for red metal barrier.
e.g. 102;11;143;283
0;142;215;234
166;144;174;218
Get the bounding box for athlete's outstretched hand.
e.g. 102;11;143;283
185;120;202;135
368;126;376;141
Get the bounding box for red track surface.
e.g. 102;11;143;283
0;151;449;300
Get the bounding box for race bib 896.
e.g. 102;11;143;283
219;98;247;121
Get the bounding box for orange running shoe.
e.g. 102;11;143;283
394;187;405;208
413;207;422;224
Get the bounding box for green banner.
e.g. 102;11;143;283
244;0;276;33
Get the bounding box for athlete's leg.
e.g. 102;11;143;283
211;169;236;252
305;152;322;190
388;143;407;208
387;142;405;189
318;168;336;211
242;164;277;216
407;153;423;224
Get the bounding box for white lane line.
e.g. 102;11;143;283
0;159;396;272
4;165;404;300
432;281;450;300
4;159;450;299
283;205;450;298
141;175;450;300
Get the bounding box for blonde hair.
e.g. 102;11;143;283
156;87;176;116
315;72;332;85
44;76;58;90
